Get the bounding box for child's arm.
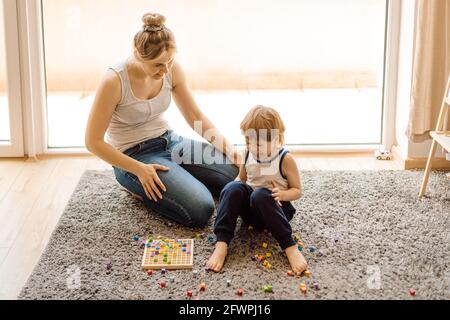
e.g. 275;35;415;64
235;149;248;182
272;153;302;202
235;164;247;182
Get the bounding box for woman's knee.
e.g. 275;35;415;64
186;164;239;198
215;165;240;195
142;191;214;228
214;166;239;189
186;196;215;227
223;164;239;181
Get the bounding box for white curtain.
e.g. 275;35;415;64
407;0;450;142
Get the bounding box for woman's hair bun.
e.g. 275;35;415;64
142;13;166;27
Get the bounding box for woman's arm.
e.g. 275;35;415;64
85;70;143;176
272;153;303;202
85;70;170;202
171;62;241;165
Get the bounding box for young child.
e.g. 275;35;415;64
207;105;308;275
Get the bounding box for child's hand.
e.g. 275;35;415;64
271;181;283;207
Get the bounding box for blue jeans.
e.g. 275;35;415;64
113;130;239;227
214;181;297;250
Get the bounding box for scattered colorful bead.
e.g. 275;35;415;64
303;270;312;278
307;246;316;253
263;285;273;293
140;233;323;297
300;283;307;294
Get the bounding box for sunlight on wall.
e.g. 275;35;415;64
41;0;387;91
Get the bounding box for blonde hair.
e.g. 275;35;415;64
240;106;286;145
134;13;177;61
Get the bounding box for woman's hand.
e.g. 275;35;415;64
135;163;170;202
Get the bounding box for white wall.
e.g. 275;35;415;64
0;2;6;93
36;0;386;91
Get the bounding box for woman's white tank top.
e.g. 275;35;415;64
106;58;172;153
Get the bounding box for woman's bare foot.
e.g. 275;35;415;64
206;241;228;272
130;192;144;202
285;245;308;276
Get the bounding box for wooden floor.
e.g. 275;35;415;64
0;154;403;300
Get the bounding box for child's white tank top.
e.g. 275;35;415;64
245;148;290;191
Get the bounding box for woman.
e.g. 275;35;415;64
85;13;240;227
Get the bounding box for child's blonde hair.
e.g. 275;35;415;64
134;13;177;61
240;106;286;145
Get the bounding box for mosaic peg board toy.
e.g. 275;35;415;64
142;238;194;270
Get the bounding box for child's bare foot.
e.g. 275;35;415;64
285;245;308;276
206;241;228;272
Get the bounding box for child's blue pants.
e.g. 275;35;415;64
214;181;297;250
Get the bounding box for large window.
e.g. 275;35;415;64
42;0;388;148
0;2;10;143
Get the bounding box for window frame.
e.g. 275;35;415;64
0;0;25;158
18;0;400;156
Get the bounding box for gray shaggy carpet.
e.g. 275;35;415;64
19;170;450;300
